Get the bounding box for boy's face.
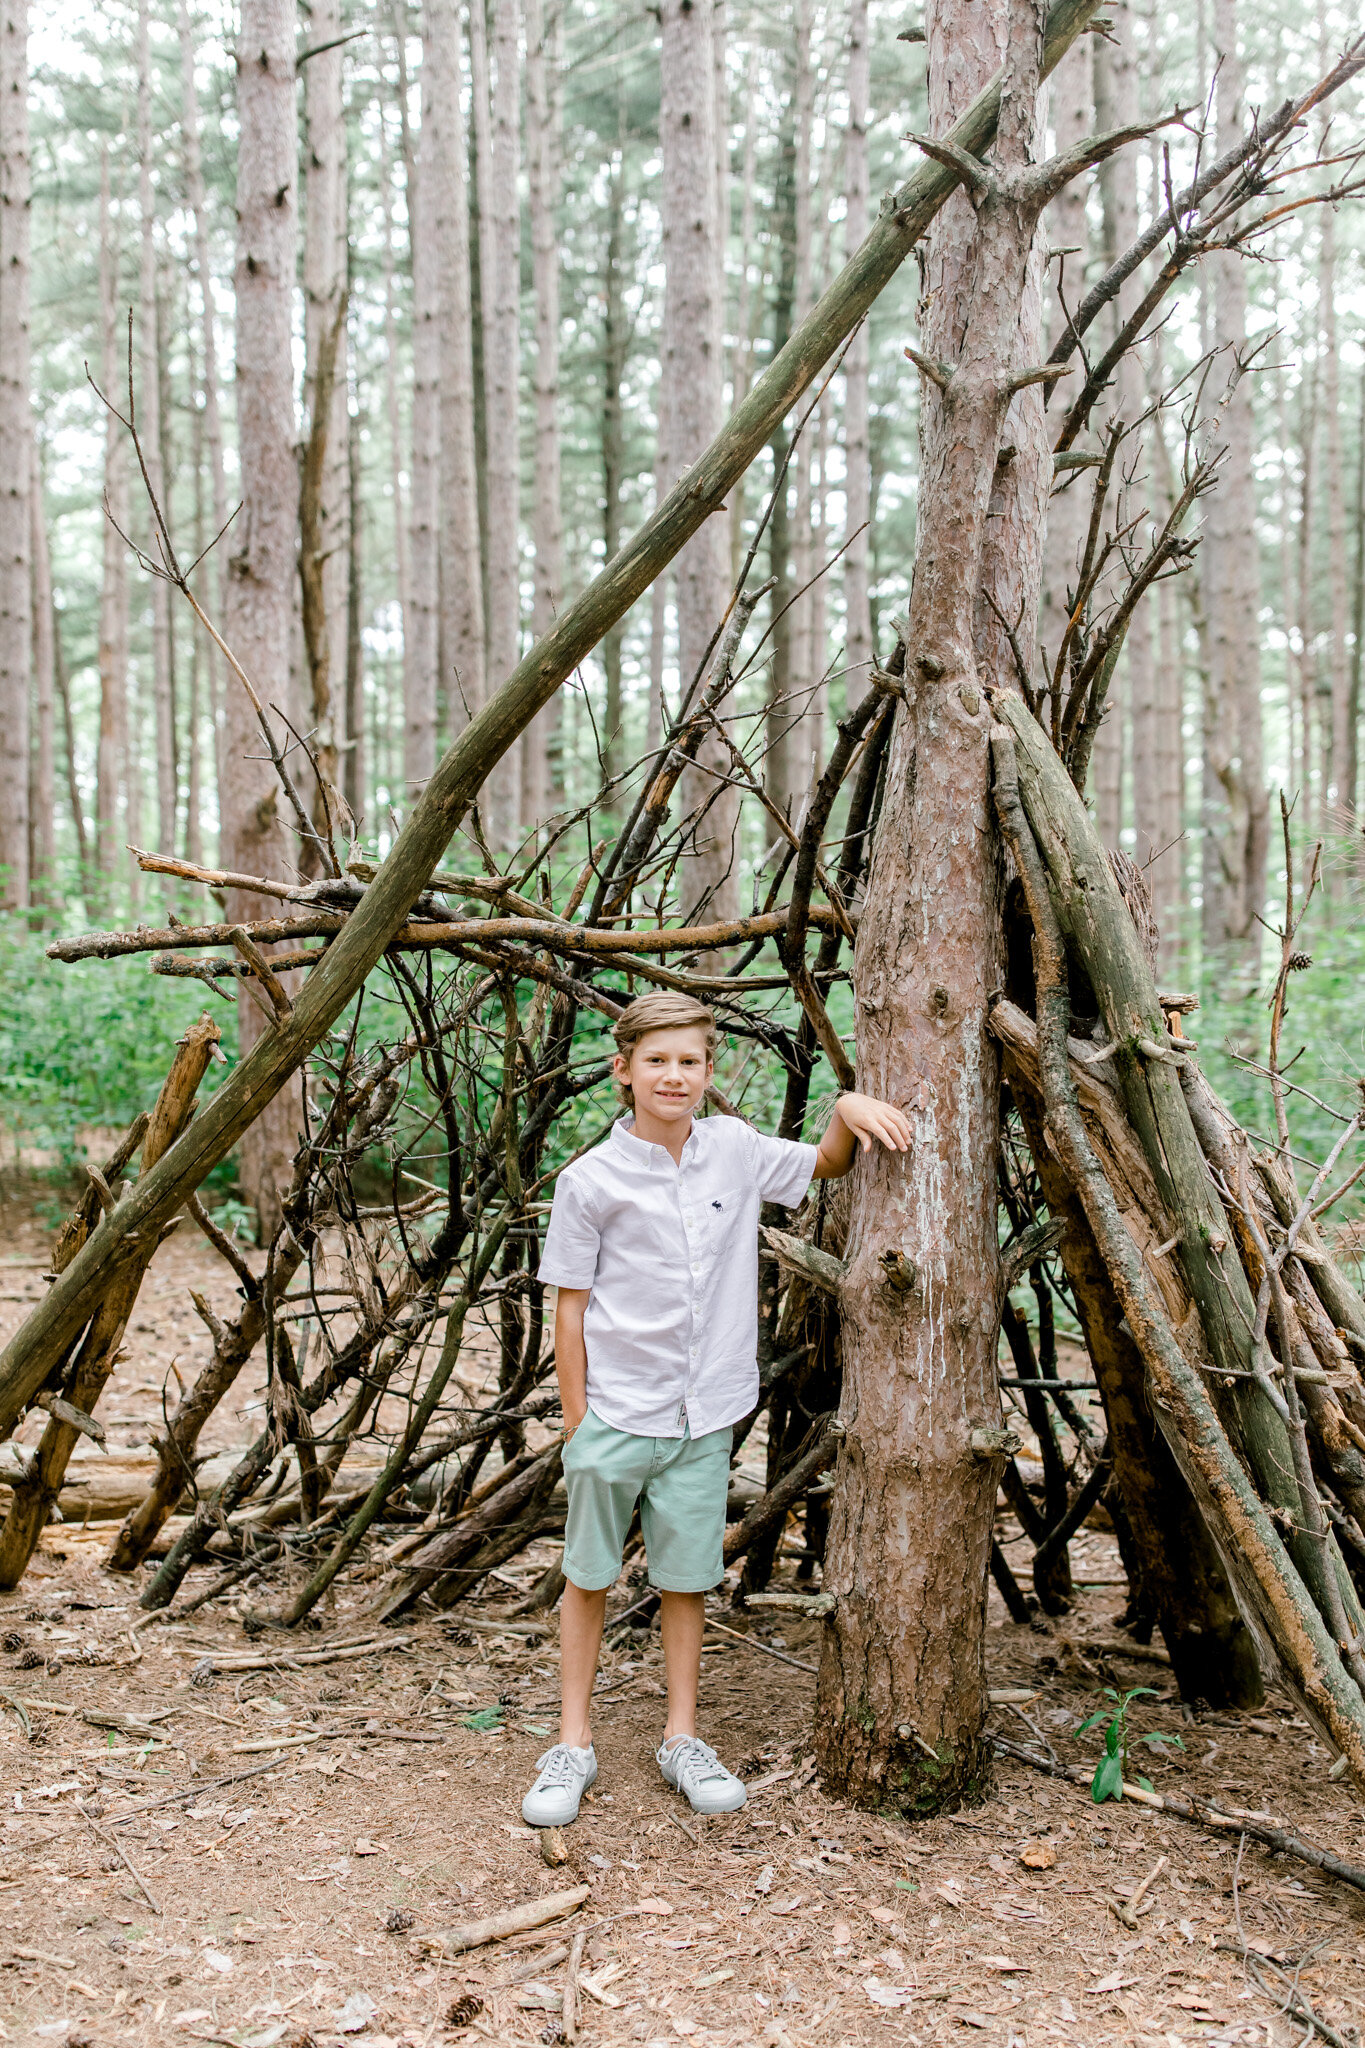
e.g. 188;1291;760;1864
615;1026;713;1126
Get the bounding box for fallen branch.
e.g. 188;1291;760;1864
992;1734;1365;1896
414;1884;592;1957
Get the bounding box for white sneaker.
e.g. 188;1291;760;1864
657;1735;747;1815
522;1743;597;1827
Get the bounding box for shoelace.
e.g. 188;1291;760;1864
535;1745;587;1788
663;1736;727;1787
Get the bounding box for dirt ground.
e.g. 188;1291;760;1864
1;1200;1364;2048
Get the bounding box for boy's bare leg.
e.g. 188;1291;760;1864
660;1590;705;1744
559;1582;608;1748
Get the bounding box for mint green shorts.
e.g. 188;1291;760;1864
561;1407;732;1593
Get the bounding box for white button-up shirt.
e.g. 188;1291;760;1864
537;1114;817;1439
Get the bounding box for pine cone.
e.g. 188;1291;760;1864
446;1994;485;2028
17;1649;43;1671
1287;951;1313;972
189;1657;218;1688
384;1907;414;1934
1;1631;22;1652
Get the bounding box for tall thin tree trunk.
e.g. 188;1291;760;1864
406;15;440;798
433;0;484;757
301;0;349;823
138;0;176;869
28;441;53;916
223;0;302;1237
52;602;88;896
178;0;228;841
524;0;562;829
345;415;364;820
1317;150;1350;816
765;90;797;819
600;150;627;803
843;0;873;700
186;389;204;865
819;0;1049;1816
646;446;668;761
1350;365;1365;824
96;148;129;901
1295;359;1317;831
788;0;816;811
729;75;759;586
0;0;31;910
1201;0;1267;968
378;92;410;799
663;0;736;921
481;0;522;844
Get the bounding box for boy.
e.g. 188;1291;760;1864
523;992;912;1825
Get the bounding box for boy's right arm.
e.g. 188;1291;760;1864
555;1288;592;1440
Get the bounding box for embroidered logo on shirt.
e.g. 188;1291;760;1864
712;1200;723;1210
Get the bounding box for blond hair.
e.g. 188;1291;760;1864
612;993;716;1108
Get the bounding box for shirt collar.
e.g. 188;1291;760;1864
611;1115;698;1169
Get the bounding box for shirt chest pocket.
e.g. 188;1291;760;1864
692;1183;747;1259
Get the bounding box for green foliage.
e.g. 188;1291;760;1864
1075;1685;1183;1801
1199;912;1365;1249
0;922;237;1184
460;1705;505;1732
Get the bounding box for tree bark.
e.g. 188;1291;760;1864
433;0;483;762
995;997;1262;1703
179;0;229;853
0;0;1105;1442
663;0;737;921
378;88;409;821
842;0;873;702
1038;40;1090;709
481;0;523;845
301;0;350;821
406;17;440;797
28;441;54;916
138;0;177;874
600;149;628;802
0;0;31;910
1201;0;1266;967
96;148;129;904
1316;13;1351;819
222;0;303;1238
524;0;562;829
818;0;1051;1815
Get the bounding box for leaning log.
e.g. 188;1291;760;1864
0;1016;221;1589
0;0;1103;1446
992;720;1365;1786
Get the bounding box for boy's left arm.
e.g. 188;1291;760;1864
813;1093;913;1180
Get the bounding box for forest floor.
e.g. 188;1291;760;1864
0;1196;1363;2048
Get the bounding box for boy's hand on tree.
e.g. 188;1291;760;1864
837;1093;913;1154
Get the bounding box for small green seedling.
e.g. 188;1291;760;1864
1075;1685;1183;1802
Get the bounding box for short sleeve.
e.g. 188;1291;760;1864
745;1126;818;1209
536;1169;602;1288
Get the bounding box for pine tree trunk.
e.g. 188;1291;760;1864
843;0;872;699
178;0;228;844
524;0;562;828
788;0;816;813
818;0;1048;1815
222;0;302;1237
137;0;176;872
1038;40;1089;702
600;152;627;802
482;0;522;845
96;147;129;899
378;93;409;806
0;0;31;910
28;441;53;915
662;0;736;921
1201;0;1267;967
406;16;440;797
1316;92;1350;818
301;0;349;819
429;0;483;769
